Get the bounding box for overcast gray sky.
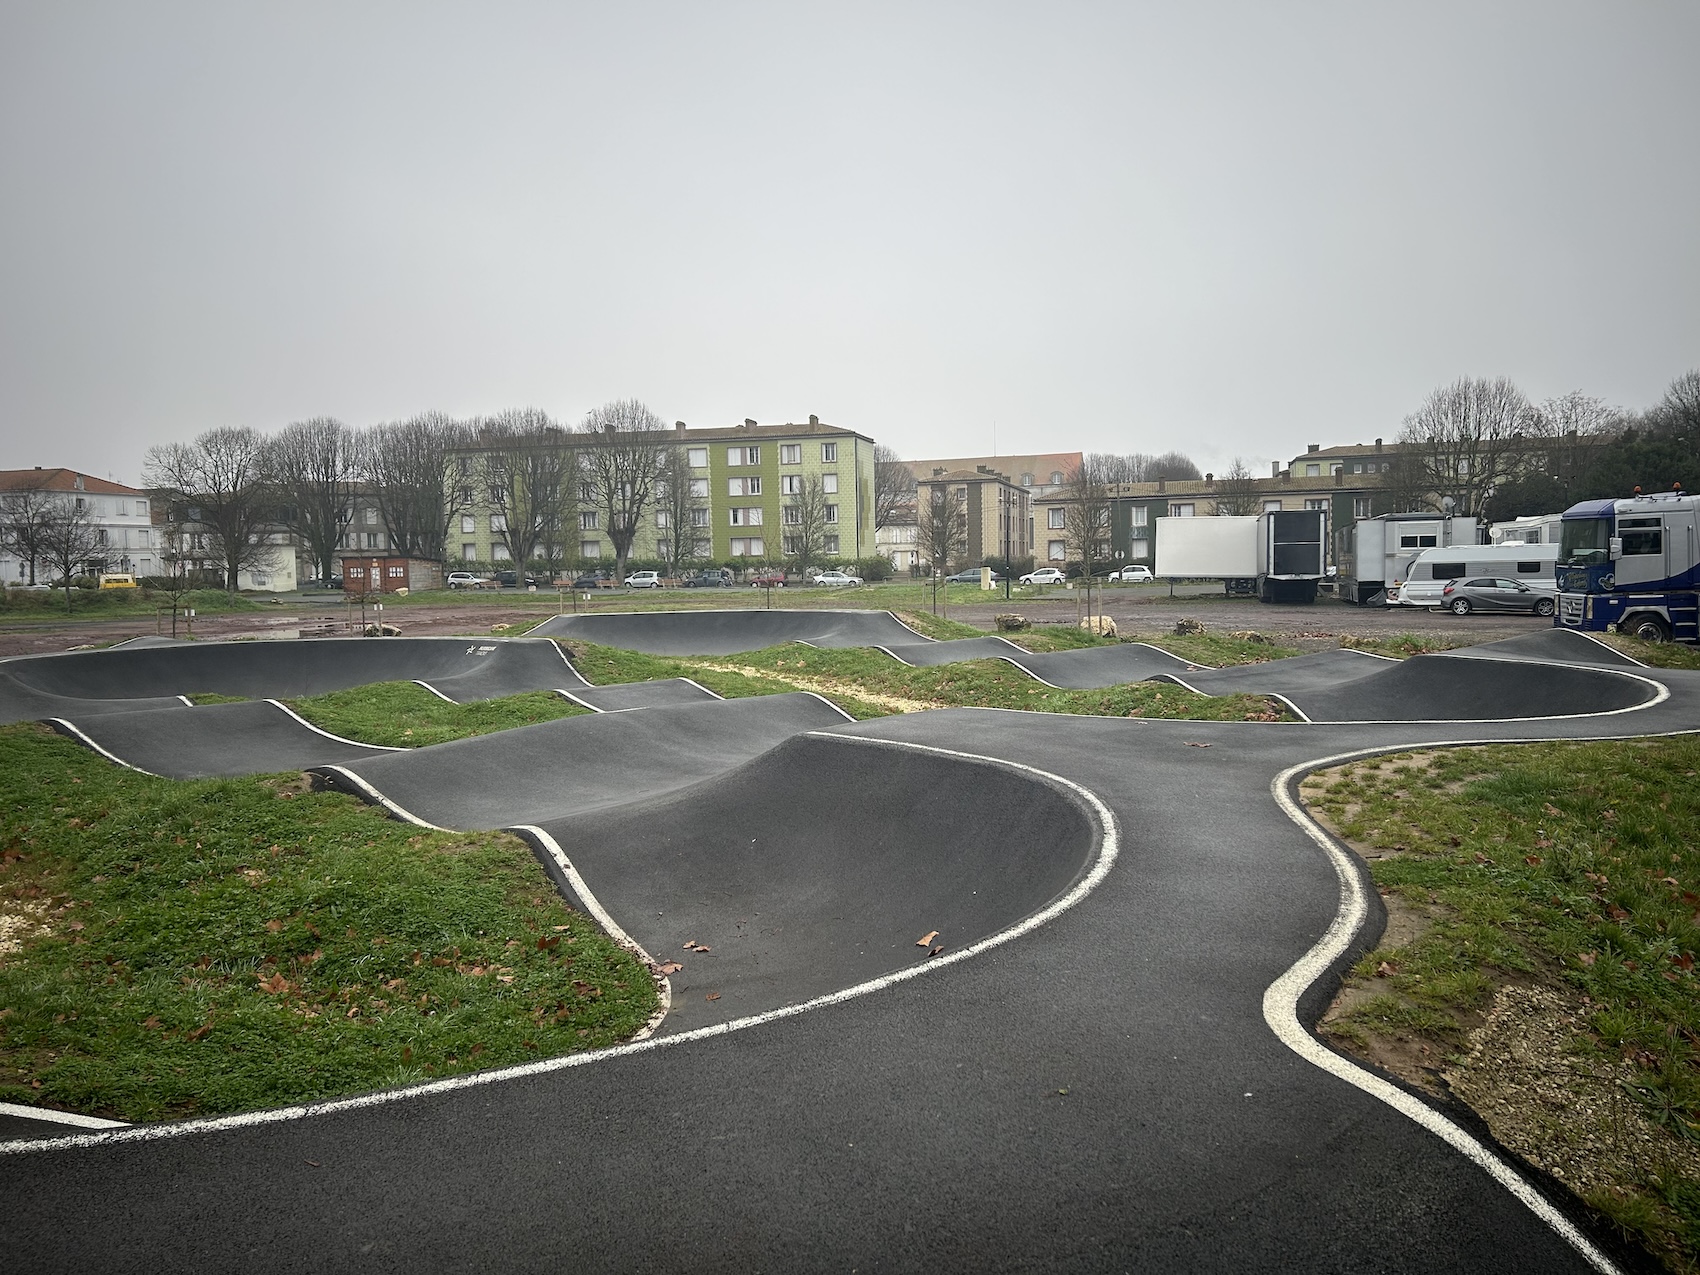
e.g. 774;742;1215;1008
3;1;1696;485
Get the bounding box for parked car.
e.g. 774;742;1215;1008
1440;577;1557;616
684;568;733;588
943;567;1002;584
446;572;489;590
812;570;863;587
1106;565;1153;582
492;570;541;588
571;573;608;589
625;570;664;588
749;570;786;588
1019;567;1067;585
301;575;344;590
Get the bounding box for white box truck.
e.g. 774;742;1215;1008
1339;513;1478;605
1156;510;1328;603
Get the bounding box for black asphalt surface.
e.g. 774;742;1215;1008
562;677;722;711
5;615;1695;1272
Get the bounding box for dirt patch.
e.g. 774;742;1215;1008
679;661;931;714
0;898;48;963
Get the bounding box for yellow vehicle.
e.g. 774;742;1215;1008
97;573;138;589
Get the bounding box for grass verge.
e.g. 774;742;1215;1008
289;682;590;747
1594;635;1700;670
0;724;657;1124
1302;738;1700;1272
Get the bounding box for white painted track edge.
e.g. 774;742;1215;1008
265;700;409;752
1266;741;1643;1275
0;736;1117;1155
41;718;158;776
0;1101;128;1129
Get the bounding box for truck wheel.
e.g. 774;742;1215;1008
1627;614;1671;643
1534;598;1555;617
1449;598;1472;615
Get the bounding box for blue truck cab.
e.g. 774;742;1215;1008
1556;490;1700;643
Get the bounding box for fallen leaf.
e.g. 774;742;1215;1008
916;931;939;947
1524;856;1543;866
304;1160;320;1168
265;919;284;933
1375;962;1397;978
141;1015;162;1029
1543;803;1562;816
704;991;720;1002
659;962;683;975
537;935;561;951
258;972;290;995
1578;951;1598;967
186;1024;211;1041
928;946;944;958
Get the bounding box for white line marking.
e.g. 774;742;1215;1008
411;679;456;702
42;719;158;775
676;677;724;700
264;701;407;752
507;825;671;1039
1;736;1116;1156
555;690;606;713
176;694;194;706
309;765;451;831
1267;742;1632;1275
799;691;857;722
0;1101;128;1130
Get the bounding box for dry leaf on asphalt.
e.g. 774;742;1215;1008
916;931;939;947
659;961;683;975
704;991;721;1002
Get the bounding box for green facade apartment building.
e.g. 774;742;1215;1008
450;417;877;567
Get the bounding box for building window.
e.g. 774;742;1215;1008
781;474;802;494
1130;507;1148;527
1304;463;1320;477
387;565;405;578
1353;497;1371;518
1047;508;1067;529
580;482;594;502
688;478;708;498
1130;537;1150;560
461;514;476;533
824;505;839;523
137;530;149;547
365;533;380;548
655;510;670;528
728;476;761;496
780;444;801;465
1169;503;1195;517
782;505;801;525
689;507;710;527
581;511;599;530
824;534;839;554
687;447;708;468
821;473;838;494
656;539;671;560
490;513;507;532
1048;540;1067;561
727;446;760;465
1021;473;1034;487
782;536;801;555
729;507;763;526
729;537;764;557
581;541;601;557
462;543;477;560
137;500;149;516
1304;498;1328;511
364;508;378;525
491;544;510;561
821;442;837;462
1263;500;1283;513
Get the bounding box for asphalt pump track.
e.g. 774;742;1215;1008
2;620;1693;1272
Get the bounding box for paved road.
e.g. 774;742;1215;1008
2;622;1685;1272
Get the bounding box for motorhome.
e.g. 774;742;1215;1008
1391;543;1560;609
1339;513;1477;605
1489;513;1564;546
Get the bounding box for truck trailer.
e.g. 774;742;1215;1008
1156;510;1328;604
1338;513;1478;605
1555;489;1700;644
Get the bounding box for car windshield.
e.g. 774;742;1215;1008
1559;517;1611;566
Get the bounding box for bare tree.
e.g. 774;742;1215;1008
1063;457;1113;573
144;427;274;590
1537;390;1622;439
1398;377;1542;516
783;474;832;576
654;445;703;573
1086;451;1203;485
38;497;103;613
0;474;58;584
1150;450;1203;482
917;484;967;574
579;399;668;582
873;444;913;530
362;412;472;562
1211;457;1261;516
474;409;572;572
269;417;358;582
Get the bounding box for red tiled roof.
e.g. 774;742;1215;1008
0;468;145;496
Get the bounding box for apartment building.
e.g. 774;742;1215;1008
0;468;158;582
915;464;1032;569
449;416;877;566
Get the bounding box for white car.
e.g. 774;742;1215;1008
625;570;664;588
446;572;488;590
1108;565;1153;582
812;570;863;587
1019;567;1067;585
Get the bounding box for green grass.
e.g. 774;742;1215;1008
1596;634;1700;670
562;642;893;720
1303;738;1700;1270
690;642;1291;720
290;682;590;747
0;724;657;1123
0;587;263;619
1340;633;1471;659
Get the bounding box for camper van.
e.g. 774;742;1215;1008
1391;543;1559;610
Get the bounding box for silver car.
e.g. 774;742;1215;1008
1440;577;1556;616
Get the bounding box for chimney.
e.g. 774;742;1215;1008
977;464;991;474
809;415;819;425
744;418;757;430
1334;468;1343;486
1307;443;1320;453
932;467;945;478
1271;462;1280;478
1205;473;1214;485
1157;476;1167;494
674;421;687;434
1281;469;1290;485
1374;438;1382;452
